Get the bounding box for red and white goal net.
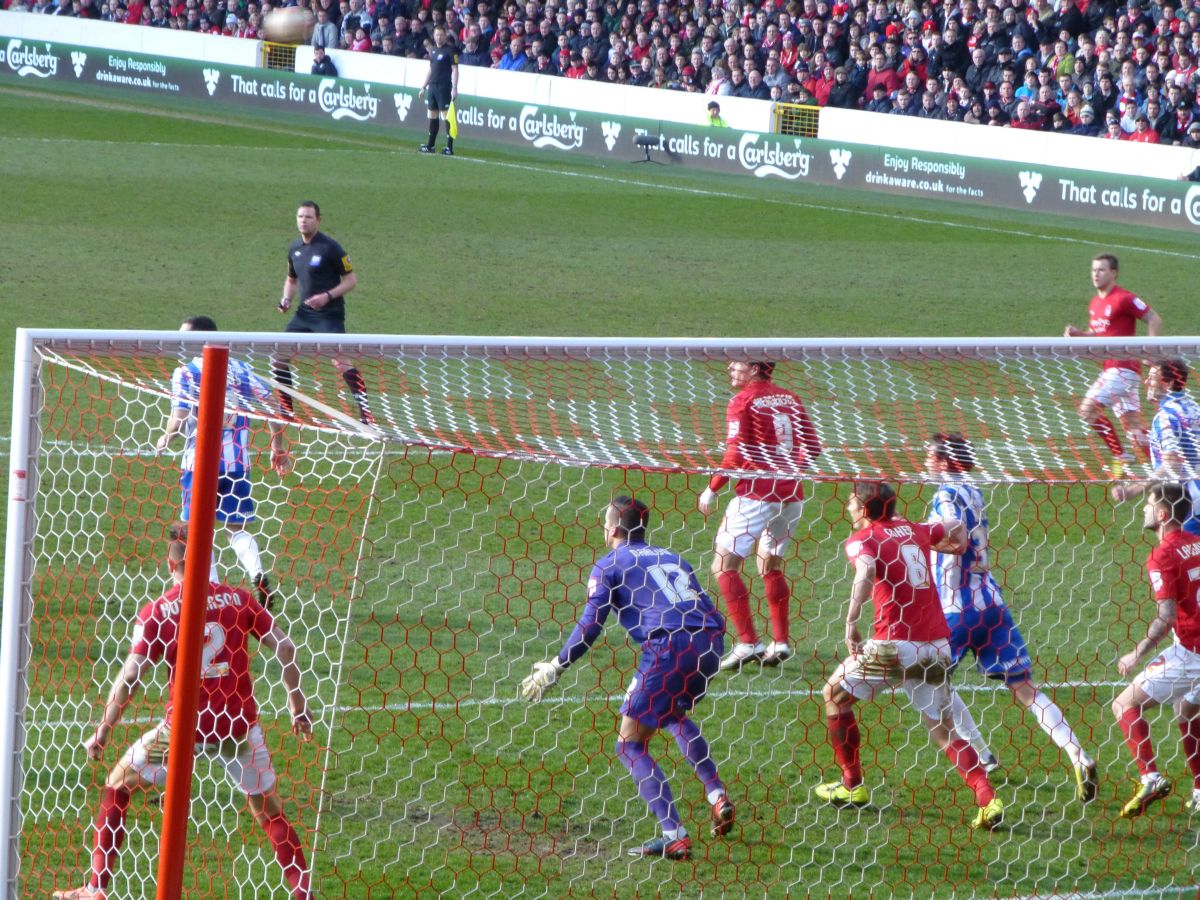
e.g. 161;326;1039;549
3;331;1197;898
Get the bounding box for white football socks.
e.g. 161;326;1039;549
227;528;264;581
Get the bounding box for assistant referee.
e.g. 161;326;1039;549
418;24;459;156
275;201;372;424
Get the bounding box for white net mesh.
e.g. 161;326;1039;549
8;333;1200;898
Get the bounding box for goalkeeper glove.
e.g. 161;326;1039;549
520;658;566;703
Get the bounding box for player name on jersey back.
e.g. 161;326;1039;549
159;588;247;617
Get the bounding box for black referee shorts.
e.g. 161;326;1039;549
426;83;452;112
286;314;346;335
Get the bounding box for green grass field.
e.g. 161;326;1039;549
3;78;1200;899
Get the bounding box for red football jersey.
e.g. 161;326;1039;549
131;582;275;741
1145;530;1200;654
717;380;821;502
1087;286;1151;372
844;518;951;641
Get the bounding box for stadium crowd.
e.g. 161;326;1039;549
7;0;1200;143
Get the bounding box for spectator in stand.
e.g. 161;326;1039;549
865;81;892;112
349;27;370;51
706;100;728;126
497;35;527;70
311;44;338;74
1146;97;1172;138
311;7;337;48
808;61;837;104
1070;105;1102;135
917;90;945;118
744;68;770;100
459;32;489;66
1103;110;1127;138
827;66;859;108
1129;111;1162;141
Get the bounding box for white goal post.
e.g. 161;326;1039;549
4;328;1200;899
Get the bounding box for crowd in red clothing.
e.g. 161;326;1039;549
7;0;1200;144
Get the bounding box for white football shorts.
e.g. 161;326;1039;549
715;497;805;558
1132;642;1200;705
837;638;954;719
124;722;278;795
1084;367;1142;417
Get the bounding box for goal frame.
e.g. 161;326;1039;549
4;327;1199;898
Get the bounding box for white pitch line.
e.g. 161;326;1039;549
2;87;1196;262
1008;885;1200;900
25;680;1124;733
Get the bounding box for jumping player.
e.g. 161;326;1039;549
698;360;821;671
157;315;291;607
1063;253;1161;476
1111;483;1200;818
519;497;734;860
925;433;1098;802
816;481;1005;831
1111;360;1200;535
52;525;313;900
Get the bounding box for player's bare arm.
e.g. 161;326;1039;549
155;408;189;452
844;557;873;657
279;274;297;313
1112;450;1187;501
930;520;968;554
86;653;151;759
1118;598;1176;676
268;420;293;477
303;270;357;311
260;626;312;740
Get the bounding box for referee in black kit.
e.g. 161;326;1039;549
418;24;458;155
275;200;373;424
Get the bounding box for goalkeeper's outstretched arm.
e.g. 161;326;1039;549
520;588;613;703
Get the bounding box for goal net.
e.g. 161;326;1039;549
4;331;1198;898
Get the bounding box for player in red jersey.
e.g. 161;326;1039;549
1064;253;1162;476
698;360;821;671
53;526;313;900
1111;483;1200;818
814;482;1005;830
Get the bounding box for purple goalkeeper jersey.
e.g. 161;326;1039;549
557;542;723;666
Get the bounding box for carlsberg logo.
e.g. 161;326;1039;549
317;79;378;121
519;106;585;150
6;40;58;78
737;134;810;180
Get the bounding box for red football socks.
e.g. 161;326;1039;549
263;813;310;898
944;738;995;806
1178;715;1200;789
827;711;863;789
763;570;790;644
1090;414;1125;458
1118;708;1157;777
717;571;757;644
89;786;131;890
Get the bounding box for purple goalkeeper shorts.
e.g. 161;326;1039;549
621;630;723;728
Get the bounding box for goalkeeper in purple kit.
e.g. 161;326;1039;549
520;496;733;860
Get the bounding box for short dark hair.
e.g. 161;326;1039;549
183;315;218;331
609;495;649;541
929;432;976;473
1092;252;1118;271
299;200;321;218
748;360;775;379
167;522;188;567
1149;482;1191;525
1155;358;1188;391
853;481;896;521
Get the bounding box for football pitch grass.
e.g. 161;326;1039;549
3;79;1200;898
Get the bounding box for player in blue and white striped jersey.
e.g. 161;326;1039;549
1112;360;1200;536
156;316;292;608
926;433;1098;803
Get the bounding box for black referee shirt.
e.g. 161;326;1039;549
287;232;353;320
429;45;457;85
